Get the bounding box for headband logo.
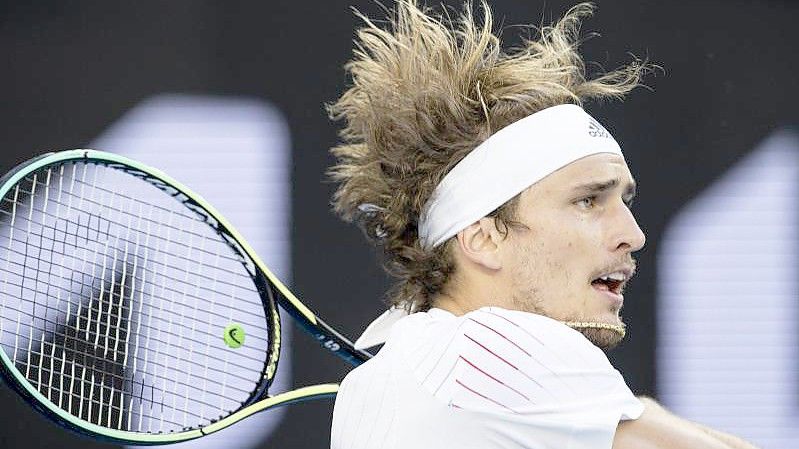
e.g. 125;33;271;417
588;119;611;139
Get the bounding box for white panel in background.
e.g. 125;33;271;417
91;93;291;449
657;129;799;448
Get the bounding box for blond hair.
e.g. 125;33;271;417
328;1;648;311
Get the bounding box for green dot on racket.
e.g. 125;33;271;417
223;323;246;348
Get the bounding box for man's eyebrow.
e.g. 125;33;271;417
572;178;637;197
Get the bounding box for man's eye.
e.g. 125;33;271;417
577;196;596;209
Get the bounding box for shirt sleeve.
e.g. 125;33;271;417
331;354;399;449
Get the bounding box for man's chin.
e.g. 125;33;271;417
562;316;626;350
576;325;625;350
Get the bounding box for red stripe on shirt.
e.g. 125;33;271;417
464;333;518;370
464;333;544;389
459;355;531;401
468;317;531;356
455;379;517;413
485;310;546;347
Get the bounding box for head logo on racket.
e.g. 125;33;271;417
224;323;246;348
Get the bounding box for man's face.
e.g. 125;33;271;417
499;153;645;349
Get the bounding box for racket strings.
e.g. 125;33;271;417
0;220;271;364
0;210;254;299
0;162;274;433
4;173;257;290
0;185;249;277
19;169;220;244
0;310;263;388
0;242;271;333
66;172;207;222
0;168;267;329
21;350;241;422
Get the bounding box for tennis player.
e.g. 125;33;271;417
327;1;759;448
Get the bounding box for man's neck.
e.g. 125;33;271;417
432;277;513;317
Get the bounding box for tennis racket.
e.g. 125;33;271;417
0;149;372;444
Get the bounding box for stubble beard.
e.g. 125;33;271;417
509;247;626;351
562;319;626;350
511;287;627;351
514;298;627;350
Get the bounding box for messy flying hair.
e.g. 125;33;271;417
328;0;648;312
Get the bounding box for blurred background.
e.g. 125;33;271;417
0;0;796;447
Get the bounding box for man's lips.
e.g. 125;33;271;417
591;281;624;307
590;265;635;292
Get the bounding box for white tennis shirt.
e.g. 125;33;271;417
330;307;643;449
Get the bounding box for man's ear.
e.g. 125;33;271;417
455;217;502;271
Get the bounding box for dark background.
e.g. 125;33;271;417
0;0;796;448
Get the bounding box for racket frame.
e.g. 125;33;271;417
0;149;371;444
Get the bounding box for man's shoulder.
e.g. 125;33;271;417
339;342;394;390
384;307;621;410
332;343;403;449
389;306;604;368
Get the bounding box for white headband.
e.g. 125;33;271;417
418;103;624;249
